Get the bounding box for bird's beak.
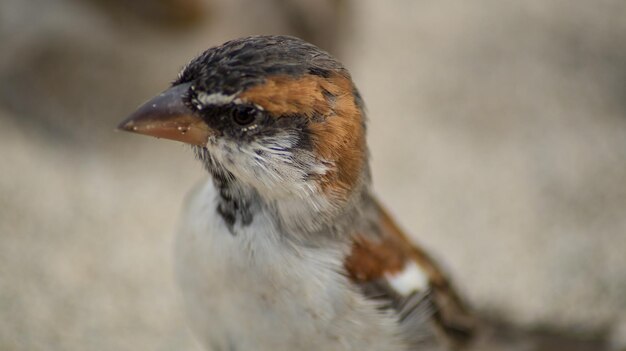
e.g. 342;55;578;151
118;83;212;146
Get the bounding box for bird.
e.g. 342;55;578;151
118;35;476;351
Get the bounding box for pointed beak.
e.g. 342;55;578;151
118;83;213;146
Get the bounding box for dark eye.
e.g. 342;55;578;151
231;105;258;126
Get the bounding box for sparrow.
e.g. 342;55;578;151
119;35;476;351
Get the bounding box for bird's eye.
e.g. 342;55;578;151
231;105;258;126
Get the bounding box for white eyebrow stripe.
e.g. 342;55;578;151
195;91;238;106
385;261;429;297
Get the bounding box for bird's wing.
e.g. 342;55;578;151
344;197;477;349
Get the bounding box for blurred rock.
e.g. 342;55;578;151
86;0;210;30
270;0;347;52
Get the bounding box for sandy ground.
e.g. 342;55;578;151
1;0;626;350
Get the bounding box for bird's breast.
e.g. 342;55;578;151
173;179;406;351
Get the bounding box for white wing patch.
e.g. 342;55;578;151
385;261;429;297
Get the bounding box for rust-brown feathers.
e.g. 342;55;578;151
239;73;365;198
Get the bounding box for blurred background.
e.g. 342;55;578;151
1;0;626;350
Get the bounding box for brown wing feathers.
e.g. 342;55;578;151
344;199;477;348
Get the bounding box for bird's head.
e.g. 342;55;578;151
119;36;368;209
